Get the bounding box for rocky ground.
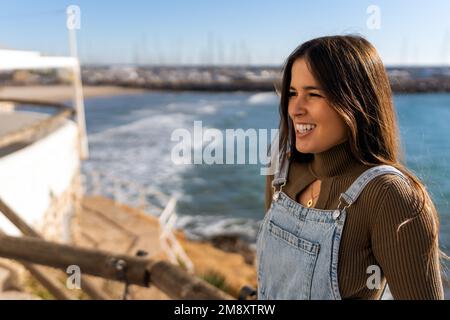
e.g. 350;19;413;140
0;259;41;300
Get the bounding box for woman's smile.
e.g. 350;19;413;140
295;123;317;137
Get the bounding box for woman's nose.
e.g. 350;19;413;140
290;98;307;116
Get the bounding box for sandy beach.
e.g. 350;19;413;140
0;85;146;103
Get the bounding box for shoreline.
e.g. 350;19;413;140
0;85;147;103
1;85;450;105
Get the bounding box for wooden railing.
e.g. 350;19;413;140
0;197;233;300
0;98;75;149
0;197;108;300
0;233;233;300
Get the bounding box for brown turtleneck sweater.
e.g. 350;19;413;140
264;140;444;299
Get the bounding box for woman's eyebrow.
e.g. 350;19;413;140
289;85;322;91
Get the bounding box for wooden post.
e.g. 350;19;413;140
149;260;233;300
0;234;233;300
0;197;109;300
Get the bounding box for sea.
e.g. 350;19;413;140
80;91;450;298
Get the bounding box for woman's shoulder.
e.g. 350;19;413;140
367;166;412;192
355;165;425;216
365;168;431;224
329;163;409;201
365;166;420;203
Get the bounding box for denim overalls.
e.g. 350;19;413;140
256;157;410;300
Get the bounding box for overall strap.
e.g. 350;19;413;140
271;154;290;192
338;165;410;210
271;121;293;192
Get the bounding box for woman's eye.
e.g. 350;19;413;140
288;91;322;99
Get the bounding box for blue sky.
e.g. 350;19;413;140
0;0;449;66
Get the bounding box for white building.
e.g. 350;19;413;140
0;49;88;242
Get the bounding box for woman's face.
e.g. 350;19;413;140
288;58;348;154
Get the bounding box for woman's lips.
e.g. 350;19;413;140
296;127;315;137
295;123;316;138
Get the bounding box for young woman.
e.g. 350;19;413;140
257;35;444;300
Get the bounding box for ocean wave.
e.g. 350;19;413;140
247;92;278;105
165;101;220;115
175;214;260;244
82;92;269;248
83;111;195;195
197;104;219;114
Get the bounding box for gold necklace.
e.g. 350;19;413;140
307;181;320;208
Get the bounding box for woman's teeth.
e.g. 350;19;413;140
296;124;316;134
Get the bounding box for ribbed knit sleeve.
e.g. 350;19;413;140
371;176;444;299
265;174;274;212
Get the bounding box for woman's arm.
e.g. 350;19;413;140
371;176;444;299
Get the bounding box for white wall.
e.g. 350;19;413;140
0;119;80;236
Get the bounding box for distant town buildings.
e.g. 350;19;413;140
1;65;450;93
80;66;281;91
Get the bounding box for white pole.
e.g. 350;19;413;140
72;58;89;159
67;6;88;159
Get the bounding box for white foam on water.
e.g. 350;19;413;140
164;101;220;115
175;214;260;243
82;94;263;243
82;97;230;198
83;110;196;198
197;104;219;114
247;92;278;105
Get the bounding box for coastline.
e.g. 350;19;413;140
0;85;147;103
2;84;450;106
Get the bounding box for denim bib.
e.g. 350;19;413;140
256;159;409;300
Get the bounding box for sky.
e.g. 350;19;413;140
0;0;449;66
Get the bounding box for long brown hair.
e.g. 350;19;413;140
277;35;445;262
